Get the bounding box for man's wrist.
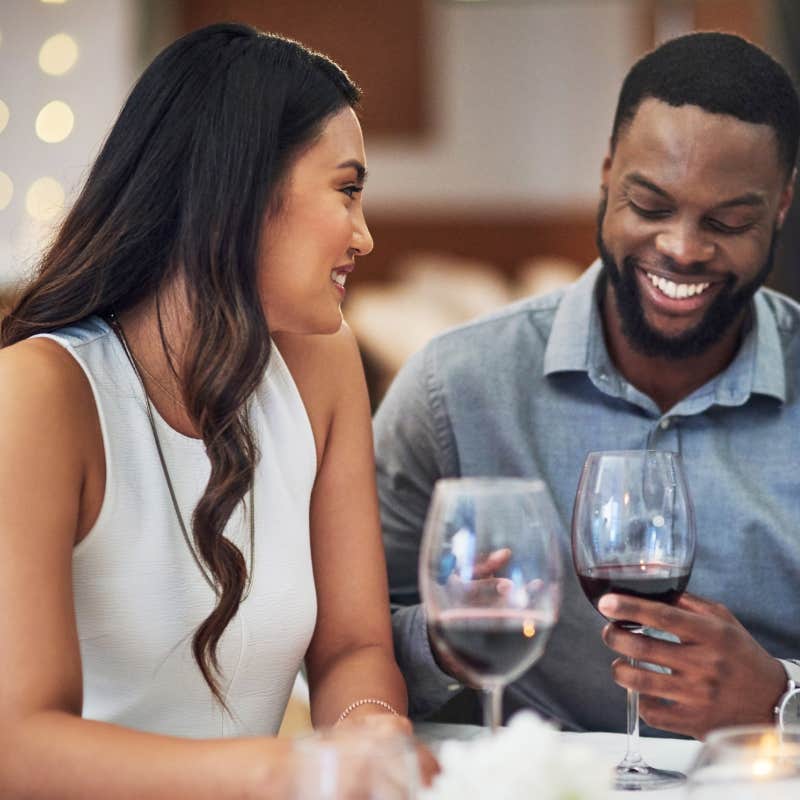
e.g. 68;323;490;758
764;659;799;724
773;660;800;726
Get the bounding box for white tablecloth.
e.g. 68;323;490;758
561;731;700;797
415;722;702;798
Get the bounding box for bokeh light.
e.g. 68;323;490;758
39;33;79;76
35;100;74;143
0;100;9;134
0;172;13;211
26;177;65;221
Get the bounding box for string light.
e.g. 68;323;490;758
39;33;79;76
0;172;13;211
35;100;74;143
26;177;65;221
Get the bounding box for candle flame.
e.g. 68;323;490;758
752;758;774;778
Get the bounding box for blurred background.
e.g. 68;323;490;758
1;0;799;408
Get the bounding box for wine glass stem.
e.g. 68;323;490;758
482;684;503;732
620;658;644;769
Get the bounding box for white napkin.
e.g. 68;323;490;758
421;712;609;800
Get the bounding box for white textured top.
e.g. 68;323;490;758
40;317;318;738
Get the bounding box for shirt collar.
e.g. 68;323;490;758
543;260;603;376
734;290;786;403
543;259;787;405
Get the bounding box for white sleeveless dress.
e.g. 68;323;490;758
40;316;318;738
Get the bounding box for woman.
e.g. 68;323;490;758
0;22;414;798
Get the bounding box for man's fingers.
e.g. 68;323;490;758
602;625;684;670
472;548;512;579
598;594;707;641
466;577;513;601
637;697;699;738
445;574;514;605
598;596;784;739
610;658;688;703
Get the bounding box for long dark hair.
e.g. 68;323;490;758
2;23;360;704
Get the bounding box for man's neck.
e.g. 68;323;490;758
600;282;746;413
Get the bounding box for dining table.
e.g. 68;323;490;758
414;721;702;798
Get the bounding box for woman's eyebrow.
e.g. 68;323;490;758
336;159;368;182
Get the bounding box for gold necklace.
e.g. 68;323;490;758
133;354;186;409
107;313;255;598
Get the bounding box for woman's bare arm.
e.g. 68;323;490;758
276;324;408;728
0;339;290;800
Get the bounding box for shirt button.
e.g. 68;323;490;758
660;418;670;430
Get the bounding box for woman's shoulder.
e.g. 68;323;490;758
271;323;368;462
0;336;99;434
1;335;88;392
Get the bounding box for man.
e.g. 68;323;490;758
374;32;800;740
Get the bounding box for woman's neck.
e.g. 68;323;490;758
115;288;200;438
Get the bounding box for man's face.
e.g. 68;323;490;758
598;97;794;359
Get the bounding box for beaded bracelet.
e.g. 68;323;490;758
336;697;401;724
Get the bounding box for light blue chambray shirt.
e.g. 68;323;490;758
375;260;800;734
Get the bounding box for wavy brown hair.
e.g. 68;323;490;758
1;23;360;705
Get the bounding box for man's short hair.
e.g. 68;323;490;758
611;32;800;176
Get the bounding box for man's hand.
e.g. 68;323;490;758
429;548;513;682
440;548;514;603
598;592;787;740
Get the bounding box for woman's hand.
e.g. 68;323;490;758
335;712;440;787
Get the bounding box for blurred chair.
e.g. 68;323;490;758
347;253;582;408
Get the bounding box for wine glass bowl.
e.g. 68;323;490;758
420;478;562;730
290;726;419;799
687;725;800;799
572;450;696;790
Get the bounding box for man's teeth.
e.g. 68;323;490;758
331;270;347;287
647;272;710;299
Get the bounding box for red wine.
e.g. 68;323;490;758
431;609;553;683
578;563;690;629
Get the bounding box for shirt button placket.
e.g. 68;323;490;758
653;416;680;451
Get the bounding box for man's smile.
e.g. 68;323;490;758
633;264;726;322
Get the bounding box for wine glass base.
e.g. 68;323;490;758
614;764;686;791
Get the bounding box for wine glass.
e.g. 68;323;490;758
687;725;800;799
419;477;562;731
571;450;696;791
290;726;419;799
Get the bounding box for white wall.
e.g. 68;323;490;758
0;0;136;285
365;0;641;214
0;0;643;282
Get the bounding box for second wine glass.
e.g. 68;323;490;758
572;449;696;791
419;477;562;731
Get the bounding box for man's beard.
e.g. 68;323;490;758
596;196;777;360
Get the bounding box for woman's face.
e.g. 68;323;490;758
259;106;373;335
